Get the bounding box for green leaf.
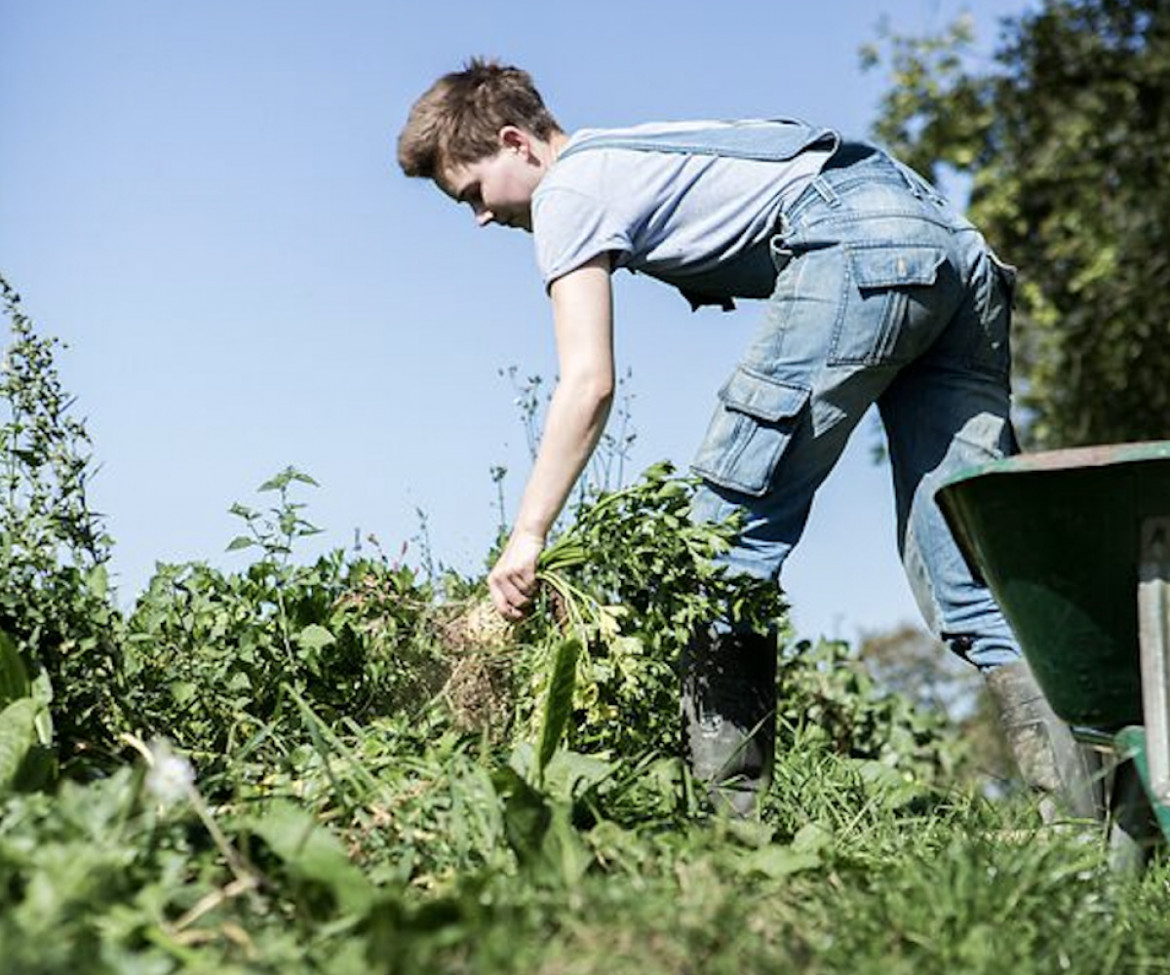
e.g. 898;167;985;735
0;698;38;792
537;638;581;778
295;624;336;653
733;822;830;879
258;473;290;492
86;563;109;600
169;681;197;705
247;799;373;915
738;843;822;880
226;536;255;552
258;466;318;492
492;765;590;883
493;765;552;868
541;749;616;801
0;629;30;706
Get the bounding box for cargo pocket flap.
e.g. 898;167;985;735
849;244;945;289
693;369;810;497
719;368;808;422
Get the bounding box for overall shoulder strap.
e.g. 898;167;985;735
557;119;840;163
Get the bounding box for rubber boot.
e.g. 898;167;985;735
680;629;778;817
1107;758;1162;874
984;659;1106;824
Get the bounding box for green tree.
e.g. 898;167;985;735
864;1;1170;448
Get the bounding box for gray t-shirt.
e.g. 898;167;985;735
531;120;832;295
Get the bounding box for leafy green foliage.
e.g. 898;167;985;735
864;0;1170;447
0;699;39;790
0;445;994;970
123;505;444;789
777;637;962;788
6;737;1167;974
859;624;1015;787
1;274;125;774
6;279;1165;971
535;637;581;779
245;798;375;916
512;462;788;759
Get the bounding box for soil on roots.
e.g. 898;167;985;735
435;598;517;736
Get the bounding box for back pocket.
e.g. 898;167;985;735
828;243;946;366
691;367;810;497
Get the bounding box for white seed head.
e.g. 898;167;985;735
145;738;196;805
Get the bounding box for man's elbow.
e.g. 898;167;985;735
589;375;616;408
563;368;615;406
560;370;614;425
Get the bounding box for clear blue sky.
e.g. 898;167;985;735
1;0;1034;643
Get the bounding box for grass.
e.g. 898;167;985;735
4;650;1170;974
355;768;1168;975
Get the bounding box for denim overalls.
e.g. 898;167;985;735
562;123;1021;670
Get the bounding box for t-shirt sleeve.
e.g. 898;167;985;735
532;185;632;289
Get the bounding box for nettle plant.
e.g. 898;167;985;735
0;275;125;780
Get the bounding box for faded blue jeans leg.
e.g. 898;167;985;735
878;361;1019;670
877;241;1020;670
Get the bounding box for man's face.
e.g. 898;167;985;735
440;131;543;232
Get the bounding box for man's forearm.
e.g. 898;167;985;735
513;376;613;540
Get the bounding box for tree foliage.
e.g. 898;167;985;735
864;1;1170;447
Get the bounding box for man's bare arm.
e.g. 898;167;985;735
488;253;614;618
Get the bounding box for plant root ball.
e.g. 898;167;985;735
437;598;516;735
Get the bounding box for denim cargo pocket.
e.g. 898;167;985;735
828;243;946;366
691;366;810;497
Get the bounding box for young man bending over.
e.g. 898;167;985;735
397;58;1101;820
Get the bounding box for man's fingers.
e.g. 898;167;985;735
489;572;536;619
488;585;510;617
487;531;545;620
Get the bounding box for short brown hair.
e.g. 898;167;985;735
397;58;561;179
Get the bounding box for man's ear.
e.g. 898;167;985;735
498;125;532;157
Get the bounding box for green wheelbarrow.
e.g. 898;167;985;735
936;441;1170;866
